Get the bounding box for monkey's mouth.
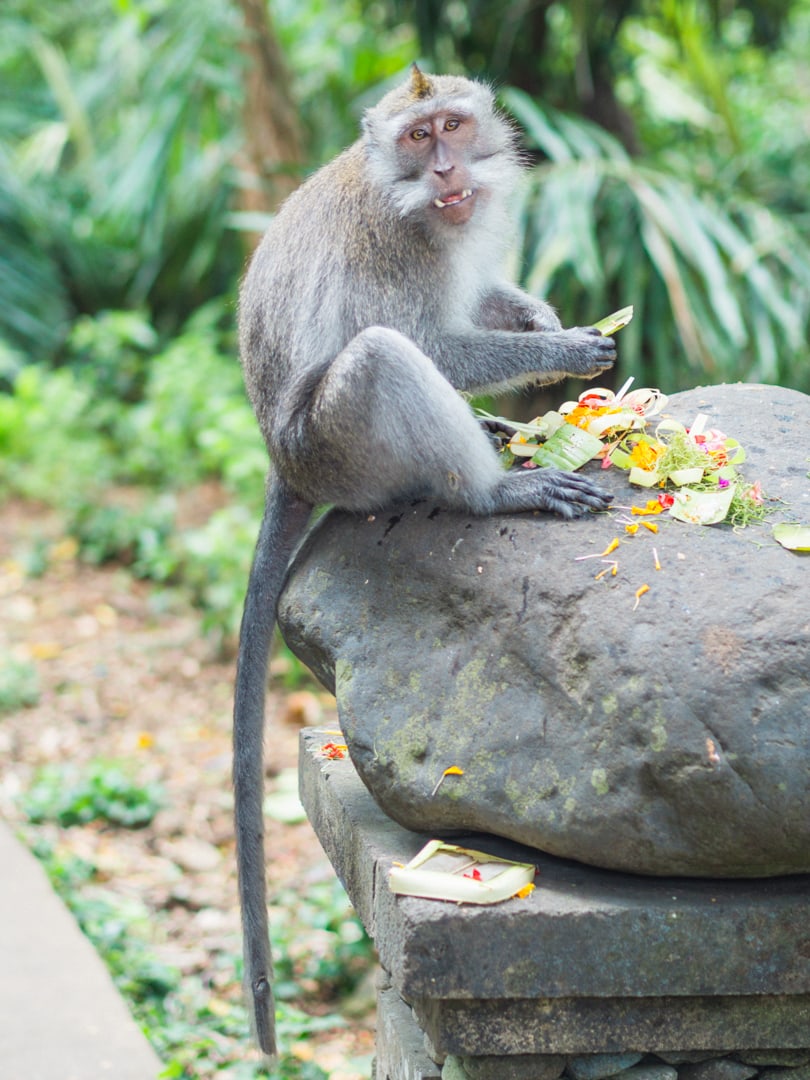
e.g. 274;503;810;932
433;189;474;209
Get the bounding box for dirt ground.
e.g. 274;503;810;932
0;497;376;1078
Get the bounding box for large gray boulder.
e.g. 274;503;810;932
277;384;810;877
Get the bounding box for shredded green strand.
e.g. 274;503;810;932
655;430;709;475
726;484;771;528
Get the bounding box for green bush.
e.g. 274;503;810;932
176;504;258;641
0;0;245;360
68;496;178;575
65;309;159;402
0;302;264;498
271;878;375;1004
22;760;164;828
0;364;112;502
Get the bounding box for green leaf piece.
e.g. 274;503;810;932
592;306;635;335
531;425;603;470
772;524;810;551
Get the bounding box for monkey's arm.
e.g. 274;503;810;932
430;324;615;395
474;285;563;333
271;325;612;520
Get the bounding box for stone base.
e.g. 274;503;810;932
411;995;810;1057
374;977;810;1080
298;730;810;1067
375;973;441;1080
445;1051;810;1080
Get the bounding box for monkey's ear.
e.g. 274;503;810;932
410;63;435;100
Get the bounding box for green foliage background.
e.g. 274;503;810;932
2;0;809;639
0;0;807;640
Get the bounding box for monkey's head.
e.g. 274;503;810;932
362;65;521;230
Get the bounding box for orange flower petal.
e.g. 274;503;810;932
631;500;665;516
431;766;465;796
633;584;650;611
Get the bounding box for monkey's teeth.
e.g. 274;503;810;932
434;189;473;208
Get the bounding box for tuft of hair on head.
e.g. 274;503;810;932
409;63;435;101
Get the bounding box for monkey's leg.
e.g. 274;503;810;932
294;327;611;519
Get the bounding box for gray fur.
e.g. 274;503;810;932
234;65;615;1058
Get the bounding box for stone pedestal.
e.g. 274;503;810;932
298;730;810;1078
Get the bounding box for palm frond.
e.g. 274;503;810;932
505;91;810;391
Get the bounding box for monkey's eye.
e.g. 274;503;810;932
445;117;461;131
410;126;430;141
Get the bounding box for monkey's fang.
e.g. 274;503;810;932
433;189;473;208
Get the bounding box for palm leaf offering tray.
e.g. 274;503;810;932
389;840;536;905
478;305;791;532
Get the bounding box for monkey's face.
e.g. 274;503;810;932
362;75;522;228
399;110;481;226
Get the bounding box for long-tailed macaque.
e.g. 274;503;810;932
234;65;615;1057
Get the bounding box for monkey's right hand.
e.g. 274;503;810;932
556;326;617;378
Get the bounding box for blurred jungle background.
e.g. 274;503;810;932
1;1;809;1077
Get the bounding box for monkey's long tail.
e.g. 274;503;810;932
233;470;313;1060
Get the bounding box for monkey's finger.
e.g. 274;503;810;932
560;327;617;371
480;418;518;439
528;468;614;519
582;329;617;363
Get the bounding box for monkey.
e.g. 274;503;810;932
233;65;616;1058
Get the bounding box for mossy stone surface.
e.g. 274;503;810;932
280;384;810;877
